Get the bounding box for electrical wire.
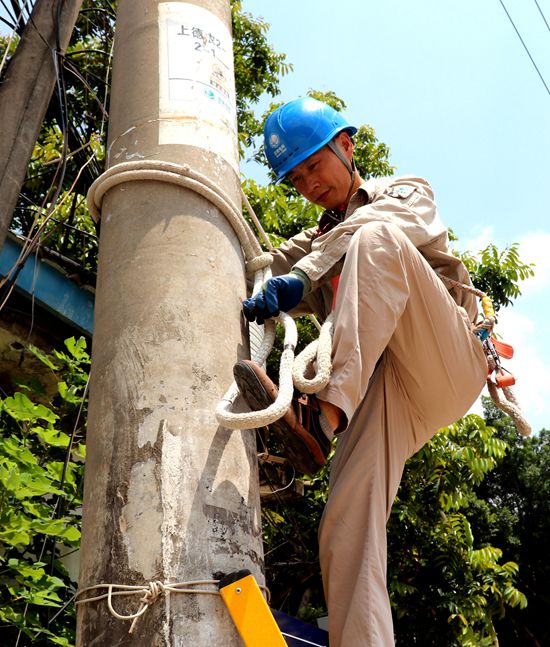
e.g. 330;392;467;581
533;0;550;34
5;2;111;641
0;0;79;306
0;0;17;24
0;148;98;310
12;8;87;620
0;0;34;78
0;0;115;307
498;0;550;97
100;37;114;138
63;56;109;118
12;0;34;25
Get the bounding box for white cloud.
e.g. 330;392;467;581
517;231;550;296
461;225;495;255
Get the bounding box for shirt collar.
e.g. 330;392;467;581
345;181;370;217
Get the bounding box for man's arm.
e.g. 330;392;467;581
292;176;447;286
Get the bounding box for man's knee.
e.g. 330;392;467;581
350;221;412;256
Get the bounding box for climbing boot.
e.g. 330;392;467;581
233;360;332;476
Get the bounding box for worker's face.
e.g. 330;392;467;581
287;132;355;210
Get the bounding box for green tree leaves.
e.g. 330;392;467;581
0;337;89;645
461;243;535;312
232;0;292;156
0;3;541;646
471;405;550;645
3;392;59;424
388;415;527;645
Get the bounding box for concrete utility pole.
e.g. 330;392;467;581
0;0;83;250
77;1;263;645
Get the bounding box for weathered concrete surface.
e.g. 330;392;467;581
77;1;263;645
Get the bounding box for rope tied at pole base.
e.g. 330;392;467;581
75;578;271;636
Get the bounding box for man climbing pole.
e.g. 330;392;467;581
233;97;488;646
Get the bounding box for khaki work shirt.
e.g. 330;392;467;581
270;175;478;323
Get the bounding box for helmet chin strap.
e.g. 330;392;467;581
327;139;357;209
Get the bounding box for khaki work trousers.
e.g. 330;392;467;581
317;222;487;646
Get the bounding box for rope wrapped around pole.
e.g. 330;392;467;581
87;161;531;437
86;160;335;431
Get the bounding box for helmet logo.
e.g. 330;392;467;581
269;133;287;159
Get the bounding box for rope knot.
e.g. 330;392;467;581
140;580;165;607
127;580;166;635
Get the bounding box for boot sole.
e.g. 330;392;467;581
233;361;325;476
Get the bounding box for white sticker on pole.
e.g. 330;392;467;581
158;3;239;172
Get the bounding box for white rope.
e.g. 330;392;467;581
75;580;220;634
87;160;334;431
292;312;335;394
486;381;532;437
86;160;271;273
215;311;298;429
437;273;532;436
88;160;529;438
76;578;271;635
241;185;274;252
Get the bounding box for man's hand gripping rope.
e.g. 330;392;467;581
242;270;309;325
215;265;334;434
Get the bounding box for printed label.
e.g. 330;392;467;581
159;3;238;171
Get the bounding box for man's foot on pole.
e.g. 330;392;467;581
233;360;333;476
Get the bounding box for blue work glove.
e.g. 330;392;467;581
242;269;310;324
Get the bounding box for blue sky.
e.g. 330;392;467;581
242;0;550;432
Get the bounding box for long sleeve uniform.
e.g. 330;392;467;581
267;175;487;646
271;175;478;324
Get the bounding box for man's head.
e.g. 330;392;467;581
264;97;361;209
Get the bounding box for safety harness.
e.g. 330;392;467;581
439;274;531;436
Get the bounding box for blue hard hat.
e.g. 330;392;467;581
263;97;357;182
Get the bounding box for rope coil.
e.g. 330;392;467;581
86;159;318;429
292;312;335;394
86;160;271;273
